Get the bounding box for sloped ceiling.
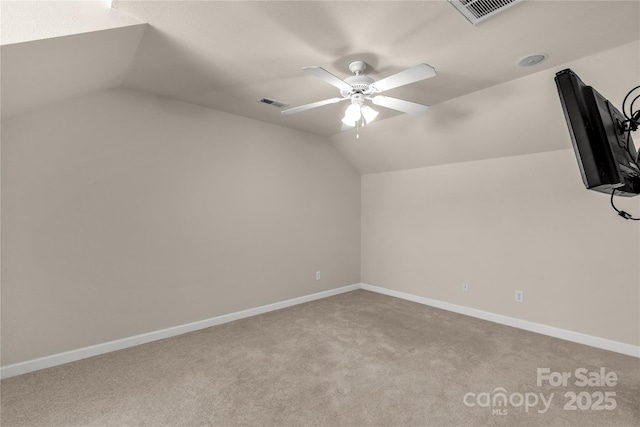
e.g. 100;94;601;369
1;1;146;119
112;0;640;137
1;25;146;119
0;0;142;45
331;40;640;173
1;1;639;173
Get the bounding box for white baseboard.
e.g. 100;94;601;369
360;283;640;358
3;282;637;379
0;284;360;379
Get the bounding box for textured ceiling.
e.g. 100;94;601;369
1;1;639;173
112;0;640;136
0;0;141;45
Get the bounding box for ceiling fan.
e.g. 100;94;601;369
282;60;436;134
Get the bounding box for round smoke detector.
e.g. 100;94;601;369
517;53;548;67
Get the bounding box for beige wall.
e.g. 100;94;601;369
2;39;638;368
1;88;361;365
358;40;640;348
362;149;640;345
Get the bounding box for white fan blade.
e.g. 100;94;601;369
281;97;346;115
372;64;436;92
303;66;352;92
341;122;355;131
372;96;429;115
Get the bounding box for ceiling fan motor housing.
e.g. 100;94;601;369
342;75;375;97
340;61;376;97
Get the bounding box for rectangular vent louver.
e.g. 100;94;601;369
259;98;288;108
448;0;523;25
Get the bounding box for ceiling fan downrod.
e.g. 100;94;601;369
348;60;367;76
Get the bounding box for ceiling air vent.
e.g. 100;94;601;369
259;98;288;108
448;0;523;25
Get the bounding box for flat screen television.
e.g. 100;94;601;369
555;68;640;197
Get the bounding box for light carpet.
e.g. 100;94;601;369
1;290;638;426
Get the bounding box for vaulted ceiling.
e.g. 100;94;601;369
2;1;639;173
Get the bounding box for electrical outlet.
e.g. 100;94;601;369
316;271;321;281
515;290;524;303
462;282;469;293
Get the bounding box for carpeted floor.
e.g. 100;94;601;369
1;290;638;426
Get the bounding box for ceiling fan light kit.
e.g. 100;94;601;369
282;60;436;137
342;101;363;125
361;105;379;123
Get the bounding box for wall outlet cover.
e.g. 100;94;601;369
515;290;524;303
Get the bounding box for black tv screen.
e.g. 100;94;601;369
555;68;640;197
